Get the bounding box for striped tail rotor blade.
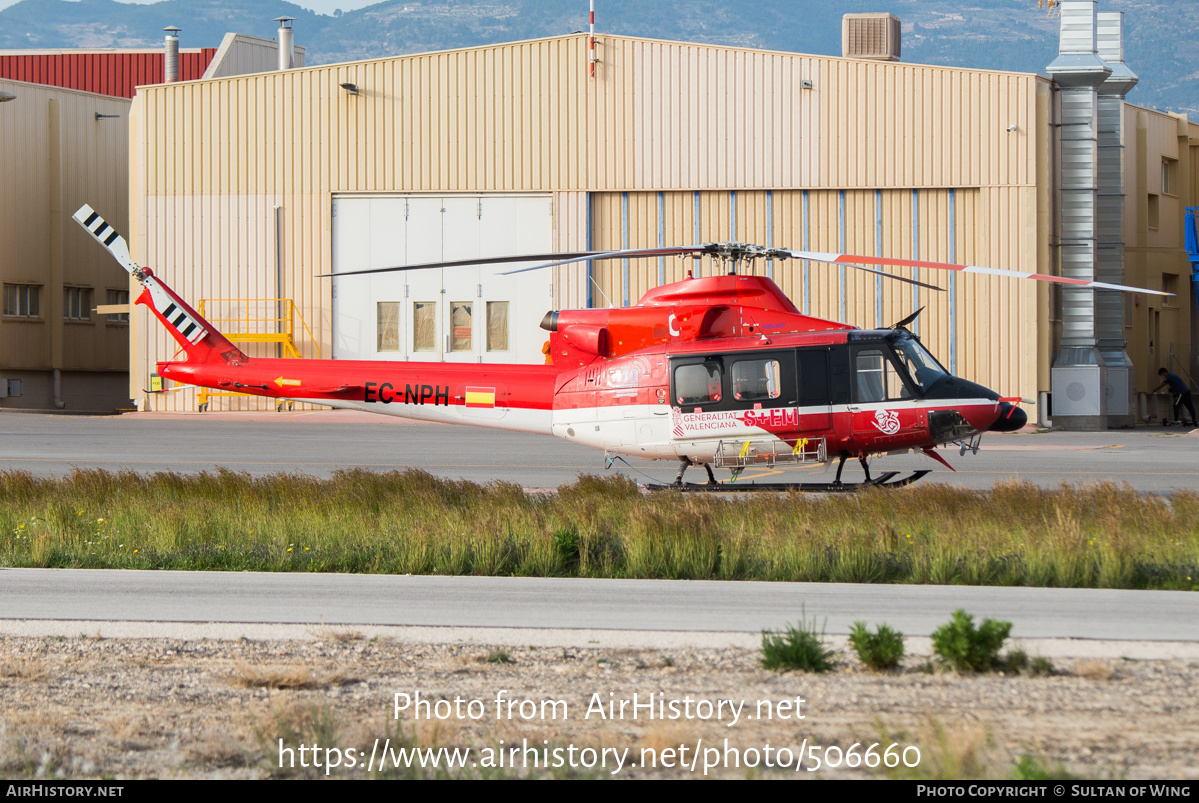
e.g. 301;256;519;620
72;204;140;276
780;250;1173;297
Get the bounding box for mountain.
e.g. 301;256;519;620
2;0;1195;114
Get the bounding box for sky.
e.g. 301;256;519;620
0;0;384;14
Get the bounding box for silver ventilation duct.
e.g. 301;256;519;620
1047;0;1112;429
164;26;181;83
275;17;295;71
1095;11;1138;424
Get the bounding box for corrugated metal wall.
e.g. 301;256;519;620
132;33;1046;410
0;79;130;373
0;50;217;99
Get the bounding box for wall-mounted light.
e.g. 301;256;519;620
0;91;15;103
339;82;359;95
95;112;121;120
800;79;814;90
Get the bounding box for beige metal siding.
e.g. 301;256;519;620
0;79;129;376
132;33;1050;410
1123;104;1193;391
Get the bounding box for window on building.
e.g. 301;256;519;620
450;302;473;352
106;289;130;323
1162;158;1179;196
64;287;92;321
413;302;437;352
1148;194;1160;230
486;301;509;352
1163;274;1179;307
376;301;399;351
3;284;40;318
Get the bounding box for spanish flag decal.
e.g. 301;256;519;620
465;387;496;408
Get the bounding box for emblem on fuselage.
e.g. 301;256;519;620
873;409;901;435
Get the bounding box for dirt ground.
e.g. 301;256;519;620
1;632;1196;780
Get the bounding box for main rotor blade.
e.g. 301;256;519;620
499;246;712;275
319;251;600;278
778;250;1173;296
836;263;943;292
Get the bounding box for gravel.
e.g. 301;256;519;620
1;632;1195;779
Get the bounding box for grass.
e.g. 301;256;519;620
760;613;837;672
0;468;1196;589
849;621;905;670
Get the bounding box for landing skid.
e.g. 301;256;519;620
644;470;931;493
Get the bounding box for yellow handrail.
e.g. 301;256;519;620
195;298;321;410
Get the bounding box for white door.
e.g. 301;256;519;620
331;194;553;364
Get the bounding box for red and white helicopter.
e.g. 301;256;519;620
75;204;1169;491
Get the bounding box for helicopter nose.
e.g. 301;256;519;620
989;401;1028;432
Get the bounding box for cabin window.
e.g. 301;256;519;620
854;349;910;402
674;362;723;406
731;359;781;401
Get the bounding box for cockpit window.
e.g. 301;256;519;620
890;337;948;393
854;349;910;402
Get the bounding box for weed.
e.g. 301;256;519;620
1010;753;1075;780
228;662;345;690
877;719;995;780
1072;660;1115;680
484;650;513;665
253;700;343;779
931;610;1011;672
994;649;1053;676
848;621;905;670
661;655;675;668
760;613;837;672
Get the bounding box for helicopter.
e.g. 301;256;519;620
74;204;1171;492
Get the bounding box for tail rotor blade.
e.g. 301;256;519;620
72;204;140;276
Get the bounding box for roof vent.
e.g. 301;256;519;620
842;13;901;61
275;17;295;71
164;26;181;83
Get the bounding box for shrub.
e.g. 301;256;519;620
849;621;905;670
760;614;837;672
931;609;1011;672
997;649;1055;677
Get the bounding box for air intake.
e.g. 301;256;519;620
842;13;901;61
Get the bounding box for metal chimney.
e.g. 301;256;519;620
163;26;181;83
1046;0;1112;429
1095;11;1138;425
275;17;295;71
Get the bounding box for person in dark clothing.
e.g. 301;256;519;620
1153;368;1197;427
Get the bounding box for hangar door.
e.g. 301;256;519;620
331;194;553;364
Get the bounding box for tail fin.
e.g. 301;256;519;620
73;205;247;365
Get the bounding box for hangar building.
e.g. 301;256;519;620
120;2;1197;428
